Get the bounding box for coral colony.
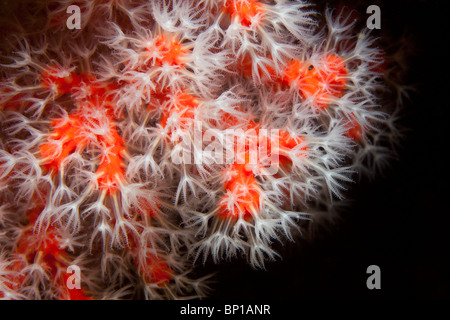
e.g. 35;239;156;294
0;0;404;299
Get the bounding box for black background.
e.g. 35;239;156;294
205;0;450;300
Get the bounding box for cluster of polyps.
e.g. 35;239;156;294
0;0;404;299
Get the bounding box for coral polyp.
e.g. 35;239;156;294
0;0;406;300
